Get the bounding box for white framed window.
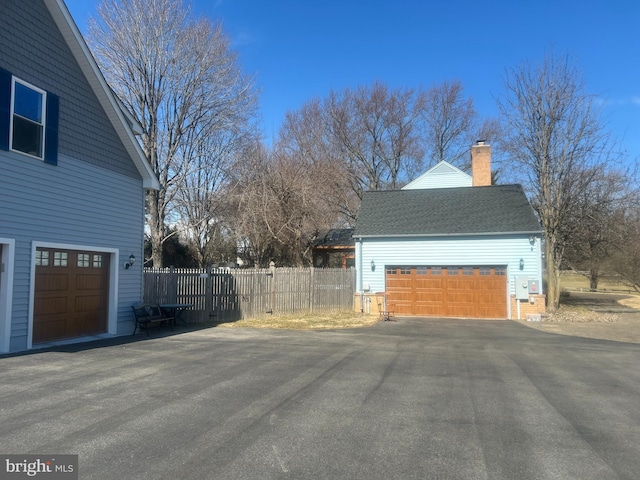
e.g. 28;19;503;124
10;77;46;159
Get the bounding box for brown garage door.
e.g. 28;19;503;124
33;248;110;343
386;266;507;318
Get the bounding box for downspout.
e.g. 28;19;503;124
357;238;364;313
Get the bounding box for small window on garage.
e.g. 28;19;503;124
430;267;442;275
93;254;103;268
400;267;411;275
479;267;491;276
495;267;507;275
386;267;395;275
35;250;49;266
77;254;90;267
462;266;474;276
53;251;67;267
417;266;428;275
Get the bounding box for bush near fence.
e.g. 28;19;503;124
144;266;356;323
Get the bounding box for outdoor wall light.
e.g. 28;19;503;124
519;258;525;270
125;254;136;269
370;260;375;271
529;235;536;245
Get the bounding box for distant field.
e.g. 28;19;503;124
559;272;636;293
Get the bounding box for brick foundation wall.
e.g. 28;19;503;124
354;293;386;316
510;294;546;320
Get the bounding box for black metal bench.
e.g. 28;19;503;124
132;304;175;336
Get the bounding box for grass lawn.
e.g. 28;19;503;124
560;272;637;294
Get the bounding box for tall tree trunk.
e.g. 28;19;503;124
589;269;599;291
546;238;560;311
147;190;164;268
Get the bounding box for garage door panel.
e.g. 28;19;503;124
33;248;110;344
386;266;506;319
36;273;69;292
76;275;106;290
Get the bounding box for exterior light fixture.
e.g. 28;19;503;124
370;260;375;271
529;235;536;245
519;258;524;270
125;254;136;269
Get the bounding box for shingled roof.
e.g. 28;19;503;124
354;184;542;238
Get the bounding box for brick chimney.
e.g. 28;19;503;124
471;140;491;186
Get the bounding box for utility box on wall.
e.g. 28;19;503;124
516;276;540;300
515;276;529;300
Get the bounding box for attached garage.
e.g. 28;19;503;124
33;247;110;344
385;266;507;319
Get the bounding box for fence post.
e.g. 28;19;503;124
169;266;177;304
268;261;276;315
309;266;315;314
205;265;213;317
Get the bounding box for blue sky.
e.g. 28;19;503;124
64;0;640;159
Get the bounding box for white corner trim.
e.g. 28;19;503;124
0;238;16;353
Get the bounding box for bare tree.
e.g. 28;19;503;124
278;100;359;222
327;82;425;198
228;140;339;267
421;80;476;166
87;0;257;267
498;54;615;310
610;207;640;291
420;80;503;173
563;168;636;289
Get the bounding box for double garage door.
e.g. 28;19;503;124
33;247;110;344
386;266;507;319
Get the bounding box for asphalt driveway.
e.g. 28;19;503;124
1;318;639;480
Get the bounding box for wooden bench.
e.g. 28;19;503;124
132;304;175;336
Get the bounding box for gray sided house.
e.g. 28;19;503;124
0;0;159;353
354;142;545;320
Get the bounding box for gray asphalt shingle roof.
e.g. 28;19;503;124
354;184;542;237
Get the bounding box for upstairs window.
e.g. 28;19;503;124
0;68;59;165
11;78;46;159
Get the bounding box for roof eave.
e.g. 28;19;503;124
353;230;544;240
45;0;160;191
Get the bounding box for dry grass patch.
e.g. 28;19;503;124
618;295;640;309
543;305;619;323
560;272;636;293
216;311;379;330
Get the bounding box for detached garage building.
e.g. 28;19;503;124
354;142;545;320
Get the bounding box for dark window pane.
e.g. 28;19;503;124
12;116;43;157
14;82;43;122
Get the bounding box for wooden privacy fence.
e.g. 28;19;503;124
144;266;356;323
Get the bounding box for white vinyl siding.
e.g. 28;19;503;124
358;235;542;297
403;161;472;190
